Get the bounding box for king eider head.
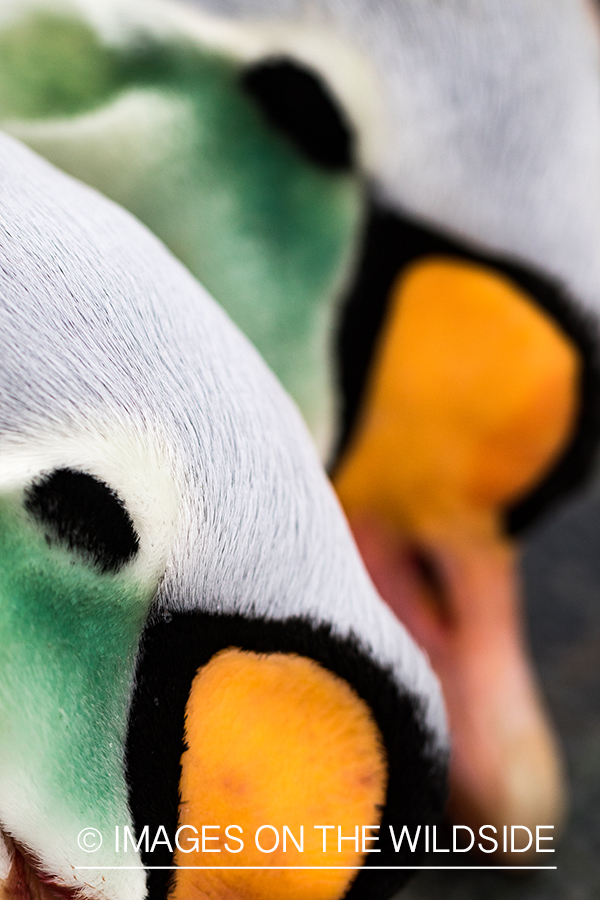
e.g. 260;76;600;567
0;0;594;848
0;132;447;900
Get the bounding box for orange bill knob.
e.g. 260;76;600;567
334;258;576;850
335;257;579;540
169;649;387;900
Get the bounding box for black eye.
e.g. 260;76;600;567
25;468;139;574
241;58;354;170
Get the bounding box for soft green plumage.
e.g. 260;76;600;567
0;11;363;455
0;491;152;837
0;13;121;119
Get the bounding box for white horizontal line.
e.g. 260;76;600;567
74;866;558;871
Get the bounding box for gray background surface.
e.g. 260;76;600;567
397;491;600;899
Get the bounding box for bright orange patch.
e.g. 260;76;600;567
170;649;387;900
334;258;579;540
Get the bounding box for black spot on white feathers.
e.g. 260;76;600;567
242;58;354;170
125;612;447;900
24;468;139;573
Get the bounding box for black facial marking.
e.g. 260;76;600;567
125;612;447;900
242;58;354;170
25;468;139;573
335;204;600;533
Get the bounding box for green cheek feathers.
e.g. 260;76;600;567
0;13;121;121
0;495;153;828
0;11;364;449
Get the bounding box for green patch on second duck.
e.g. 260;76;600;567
0;10;364;455
0;490;152;845
0;12;121;120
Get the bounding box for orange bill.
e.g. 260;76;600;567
170;648;387;900
335;257;579;541
334;258;577;850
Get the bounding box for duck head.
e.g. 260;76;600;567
0;132;447;900
2;0;599;850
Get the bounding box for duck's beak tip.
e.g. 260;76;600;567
0;832;80;900
347;513;567;861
